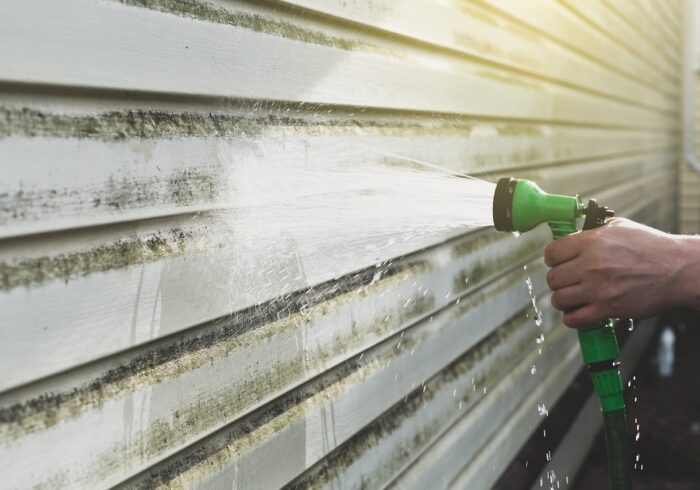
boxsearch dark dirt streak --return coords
[0,258,415,429]
[0,168,223,224]
[0,107,478,140]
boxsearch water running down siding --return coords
[0,0,682,488]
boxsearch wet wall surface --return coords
[574,310,700,489]
[0,0,683,487]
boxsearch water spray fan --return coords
[493,178,631,490]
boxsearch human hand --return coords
[544,218,693,328]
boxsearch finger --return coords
[544,234,582,267]
[563,304,605,328]
[551,285,590,311]
[546,261,584,290]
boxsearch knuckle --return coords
[598,280,618,300]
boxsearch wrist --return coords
[669,235,700,309]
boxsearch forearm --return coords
[670,235,700,309]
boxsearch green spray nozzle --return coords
[491,177,630,489]
[492,177,584,234]
[492,177,623,410]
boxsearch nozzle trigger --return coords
[583,199,615,231]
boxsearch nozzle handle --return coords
[550,199,624,413]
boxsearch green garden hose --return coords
[603,409,632,490]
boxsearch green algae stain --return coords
[0,229,194,291]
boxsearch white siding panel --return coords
[0,0,682,489]
[0,2,675,128]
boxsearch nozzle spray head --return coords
[493,178,583,234]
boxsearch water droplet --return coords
[546,450,551,461]
[537,403,548,416]
[513,231,521,238]
[534,312,543,327]
[635,432,640,441]
[530,364,537,375]
[536,334,545,344]
[628,319,635,331]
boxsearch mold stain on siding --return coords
[0,107,481,140]
[0,258,425,438]
[0,168,224,224]
[135,296,557,490]
[284,304,564,490]
[0,228,196,290]
[122,261,548,488]
[0,253,541,486]
[1,230,544,437]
